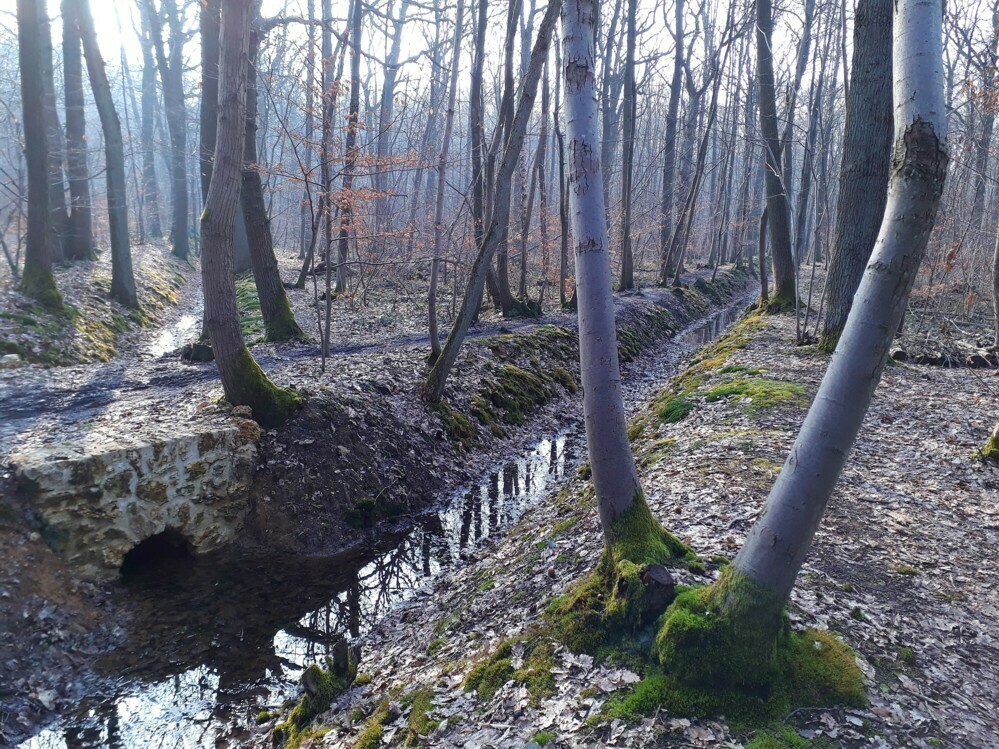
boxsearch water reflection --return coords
[20,435,576,749]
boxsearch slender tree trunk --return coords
[298,0,316,259]
[74,0,138,308]
[201,0,297,428]
[139,13,163,238]
[735,0,948,628]
[335,0,363,295]
[818,0,892,351]
[992,226,999,349]
[755,0,796,308]
[242,13,304,341]
[16,0,61,308]
[554,39,571,307]
[144,0,190,259]
[658,0,685,284]
[423,0,560,402]
[972,4,999,233]
[617,0,637,290]
[39,7,67,263]
[428,0,467,362]
[62,0,94,261]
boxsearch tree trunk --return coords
[992,225,999,350]
[16,0,61,308]
[39,8,67,264]
[139,12,163,238]
[428,0,466,362]
[755,0,796,309]
[335,0,363,295]
[242,14,304,342]
[74,0,138,308]
[617,0,637,290]
[818,0,893,351]
[423,0,560,403]
[62,0,95,261]
[201,0,297,428]
[144,0,190,260]
[657,0,685,284]
[736,0,947,630]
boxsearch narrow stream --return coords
[18,298,750,749]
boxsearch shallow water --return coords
[18,296,751,749]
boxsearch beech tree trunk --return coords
[62,0,94,261]
[242,14,304,342]
[428,0,466,362]
[16,0,61,308]
[74,0,138,308]
[423,0,560,402]
[733,0,948,618]
[139,12,163,238]
[335,0,363,295]
[39,9,67,264]
[562,0,643,530]
[617,0,637,291]
[819,0,893,351]
[657,0,685,285]
[201,0,296,428]
[755,0,796,308]
[144,0,190,259]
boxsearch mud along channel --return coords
[16,299,751,749]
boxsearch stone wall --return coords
[10,419,261,581]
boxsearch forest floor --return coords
[249,311,999,749]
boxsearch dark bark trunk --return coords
[62,0,95,261]
[335,0,363,295]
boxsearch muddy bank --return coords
[246,268,754,556]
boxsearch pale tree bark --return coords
[728,0,947,633]
[755,0,796,308]
[423,0,560,403]
[138,12,163,238]
[242,12,304,342]
[62,0,95,261]
[144,0,190,259]
[657,0,685,284]
[74,0,138,308]
[819,0,892,351]
[617,0,637,290]
[201,0,297,428]
[428,0,466,362]
[992,227,999,349]
[970,2,998,233]
[16,0,61,308]
[298,0,316,260]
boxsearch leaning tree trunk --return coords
[201,0,297,428]
[755,0,796,309]
[75,0,138,308]
[561,0,685,562]
[242,13,304,342]
[818,0,893,352]
[661,0,949,675]
[428,0,466,362]
[62,0,95,261]
[422,0,560,403]
[16,0,61,308]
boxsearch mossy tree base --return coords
[548,496,690,653]
[18,266,63,311]
[761,282,797,315]
[273,644,360,748]
[978,429,999,463]
[264,306,307,343]
[644,568,866,725]
[230,347,300,428]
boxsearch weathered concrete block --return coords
[9,418,262,581]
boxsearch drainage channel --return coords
[18,296,751,749]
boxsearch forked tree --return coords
[200,0,298,428]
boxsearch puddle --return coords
[18,295,752,749]
[146,313,200,360]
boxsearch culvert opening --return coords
[120,529,195,577]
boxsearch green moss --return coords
[702,378,806,414]
[263,292,306,342]
[464,642,515,700]
[229,346,300,427]
[19,264,63,310]
[897,646,916,665]
[627,419,646,441]
[464,637,557,703]
[532,731,556,745]
[235,273,265,341]
[978,430,999,463]
[642,568,866,725]
[656,394,696,424]
[433,401,476,449]
[404,688,438,745]
[273,657,358,748]
[745,725,810,749]
[763,283,797,315]
[548,496,688,653]
[483,364,553,425]
[427,638,445,655]
[353,699,390,749]
[552,366,578,393]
